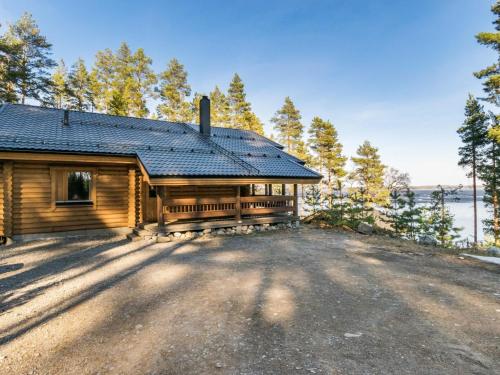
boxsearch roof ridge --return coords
[180,123,260,175]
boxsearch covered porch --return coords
[142,182,300,234]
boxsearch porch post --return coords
[3,161,13,238]
[282,184,286,196]
[268,184,273,196]
[252,184,255,196]
[236,185,242,222]
[128,168,136,228]
[156,186,164,229]
[293,184,299,218]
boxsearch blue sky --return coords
[0,0,495,185]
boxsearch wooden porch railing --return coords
[162,195,295,221]
[164,197,237,220]
[241,195,294,215]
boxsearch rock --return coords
[203,228,212,234]
[216,229,226,235]
[157,236,171,243]
[486,246,500,256]
[418,234,437,246]
[344,332,362,338]
[215,362,223,368]
[135,324,143,330]
[173,232,182,238]
[241,225,248,231]
[263,223,270,228]
[248,225,254,230]
[357,222,373,235]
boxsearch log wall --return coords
[0,162,4,236]
[8,162,137,235]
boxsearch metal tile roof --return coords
[0,103,321,179]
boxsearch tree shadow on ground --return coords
[0,229,498,375]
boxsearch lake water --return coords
[413,189,489,242]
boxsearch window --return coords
[67,171,92,201]
[51,167,96,208]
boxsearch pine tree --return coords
[92,48,115,112]
[2,13,55,103]
[422,186,462,247]
[308,116,347,206]
[91,43,155,117]
[479,114,500,245]
[227,74,264,134]
[46,59,68,108]
[190,92,203,124]
[474,1,500,106]
[157,58,192,122]
[0,25,19,102]
[457,94,489,245]
[210,86,231,127]
[351,141,389,207]
[129,48,156,118]
[67,58,93,111]
[228,73,251,129]
[271,97,306,159]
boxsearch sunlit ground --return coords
[0,227,498,374]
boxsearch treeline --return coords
[458,1,500,247]
[0,13,263,133]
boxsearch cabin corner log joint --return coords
[0,100,321,239]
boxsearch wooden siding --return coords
[11,162,131,235]
[0,162,3,236]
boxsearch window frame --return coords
[50,166,97,210]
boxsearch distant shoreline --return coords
[410,185,479,190]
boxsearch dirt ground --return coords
[0,226,499,375]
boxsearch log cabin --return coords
[0,96,321,242]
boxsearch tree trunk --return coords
[472,149,478,246]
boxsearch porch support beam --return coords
[282,184,286,195]
[156,186,165,229]
[293,184,299,217]
[128,168,136,228]
[235,186,242,222]
[3,161,13,238]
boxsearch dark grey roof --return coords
[0,103,321,179]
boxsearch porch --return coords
[142,184,299,234]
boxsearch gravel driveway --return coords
[0,226,499,374]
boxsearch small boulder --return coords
[157,235,171,243]
[173,232,182,238]
[486,246,500,256]
[418,234,437,246]
[357,222,373,235]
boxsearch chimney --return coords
[199,95,211,136]
[63,109,69,126]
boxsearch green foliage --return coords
[210,86,231,127]
[157,58,192,122]
[67,58,94,111]
[474,2,500,105]
[350,141,389,207]
[46,59,69,109]
[304,184,323,214]
[479,114,500,245]
[91,43,156,117]
[227,74,263,134]
[421,186,462,247]
[1,12,55,104]
[458,95,489,173]
[308,116,347,205]
[383,188,423,240]
[271,97,306,159]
